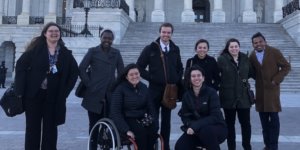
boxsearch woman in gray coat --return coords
[217,38,254,150]
[78,29,124,150]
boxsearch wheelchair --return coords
[87,118,164,150]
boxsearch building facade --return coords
[0,0,295,25]
[0,0,299,77]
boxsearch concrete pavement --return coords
[1,88,300,150]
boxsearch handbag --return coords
[162,84,178,109]
[245,81,256,105]
[0,83,24,117]
[155,42,178,109]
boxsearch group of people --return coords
[14,21,290,150]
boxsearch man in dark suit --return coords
[137,22,183,150]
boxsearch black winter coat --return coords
[110,81,157,134]
[179,85,226,132]
[217,52,254,109]
[79,45,124,114]
[15,45,79,125]
[137,38,183,86]
[185,55,220,90]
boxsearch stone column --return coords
[274,0,283,22]
[17,0,30,25]
[212,0,225,23]
[242,0,257,23]
[44,0,57,24]
[0,0,3,24]
[181,0,194,22]
[151,0,165,22]
[125,0,136,21]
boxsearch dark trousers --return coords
[175,124,227,150]
[126,118,157,150]
[25,89,57,150]
[0,77,5,88]
[88,111,104,150]
[259,112,280,150]
[149,86,171,150]
[224,108,252,150]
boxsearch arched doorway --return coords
[0,41,16,78]
[193,0,210,22]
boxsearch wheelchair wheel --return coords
[88,118,122,150]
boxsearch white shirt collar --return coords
[159,40,169,52]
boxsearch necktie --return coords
[164,47,168,53]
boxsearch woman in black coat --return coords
[184,39,220,91]
[110,64,158,150]
[14,22,79,150]
[175,65,227,150]
[217,38,254,150]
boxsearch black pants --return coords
[25,89,57,150]
[224,108,252,150]
[88,111,105,150]
[126,118,157,150]
[0,77,5,88]
[259,112,279,150]
[175,124,227,150]
[149,86,171,150]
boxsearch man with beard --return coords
[79,29,124,150]
[249,32,290,150]
[137,22,183,150]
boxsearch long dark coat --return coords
[79,45,124,114]
[15,45,79,125]
[249,45,290,112]
[217,52,254,109]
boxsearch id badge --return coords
[51,65,58,74]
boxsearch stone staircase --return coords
[116,22,300,92]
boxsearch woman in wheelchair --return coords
[110,63,158,150]
[175,65,227,150]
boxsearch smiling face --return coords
[159,26,172,44]
[228,41,240,57]
[126,68,140,87]
[196,42,208,59]
[100,32,114,50]
[190,70,205,88]
[44,25,60,44]
[252,36,266,52]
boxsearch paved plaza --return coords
[1,87,300,149]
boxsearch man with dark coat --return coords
[79,29,124,150]
[0,61,7,88]
[136,22,183,150]
[249,32,290,150]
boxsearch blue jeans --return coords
[259,112,280,150]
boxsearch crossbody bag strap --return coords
[154,41,168,84]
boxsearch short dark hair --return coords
[100,29,114,40]
[159,22,174,33]
[194,39,210,51]
[251,32,266,43]
[185,65,206,89]
[221,38,240,55]
[111,63,139,92]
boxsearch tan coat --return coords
[249,45,290,112]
